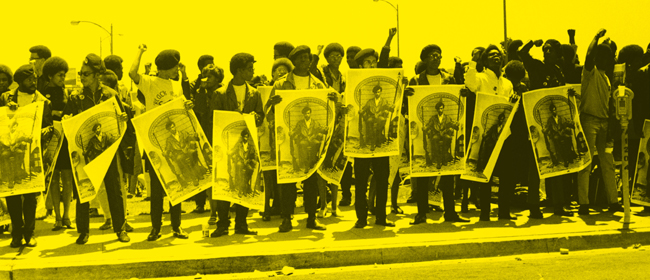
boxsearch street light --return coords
[71,20,113,55]
[373,0,399,57]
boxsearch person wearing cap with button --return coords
[264,45,336,233]
[129,44,193,241]
[208,53,264,237]
[190,55,215,102]
[40,57,76,231]
[61,54,130,244]
[0,64,53,248]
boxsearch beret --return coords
[155,49,181,71]
[103,55,123,70]
[420,44,442,61]
[272,58,294,73]
[13,64,34,84]
[354,48,378,65]
[197,55,214,70]
[84,53,106,73]
[288,45,311,62]
[324,43,344,59]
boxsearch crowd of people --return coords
[1,27,649,249]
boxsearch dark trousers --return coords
[340,162,353,202]
[216,201,248,229]
[391,171,401,206]
[145,154,181,231]
[263,170,279,213]
[478,177,515,219]
[6,193,37,241]
[355,157,389,223]
[75,156,125,234]
[415,176,456,219]
[192,190,207,208]
[526,148,566,209]
[279,172,320,219]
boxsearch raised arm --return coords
[129,44,147,85]
[585,29,606,71]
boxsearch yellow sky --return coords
[1,0,648,88]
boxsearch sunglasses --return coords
[78,71,94,77]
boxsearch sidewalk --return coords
[0,194,648,280]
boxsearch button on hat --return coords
[288,45,311,63]
[420,44,442,61]
[84,53,106,73]
[354,48,378,66]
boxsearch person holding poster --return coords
[1,64,52,248]
[130,45,192,241]
[62,54,129,244]
[407,44,469,225]
[265,45,330,232]
[209,53,263,237]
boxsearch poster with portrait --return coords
[258,86,276,171]
[408,85,466,177]
[43,121,64,192]
[212,111,264,209]
[632,120,650,206]
[522,85,591,179]
[132,97,213,206]
[318,93,348,186]
[345,69,405,158]
[275,89,335,184]
[62,97,126,203]
[0,101,45,197]
[461,93,517,183]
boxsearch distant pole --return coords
[503,0,507,42]
[110,24,114,55]
[396,4,400,57]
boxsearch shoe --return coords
[99,219,112,230]
[208,215,217,225]
[279,218,293,232]
[76,233,89,245]
[306,218,326,230]
[25,237,37,247]
[445,215,470,223]
[429,205,443,212]
[117,231,130,242]
[406,196,416,204]
[234,227,258,235]
[608,203,624,213]
[10,239,23,248]
[339,199,351,207]
[62,218,74,229]
[147,228,161,241]
[479,216,492,222]
[52,219,63,231]
[410,214,427,225]
[89,208,102,218]
[262,215,271,222]
[331,212,343,218]
[529,207,543,219]
[317,208,329,218]
[461,204,469,213]
[354,220,368,228]
[391,206,404,214]
[210,227,228,237]
[554,209,574,217]
[172,228,189,239]
[375,220,395,227]
[191,207,207,214]
[498,214,517,221]
[578,205,590,215]
[125,222,134,232]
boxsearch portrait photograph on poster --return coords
[345,68,404,158]
[275,89,334,184]
[212,112,264,210]
[408,85,465,177]
[461,93,516,183]
[62,97,125,203]
[132,97,212,206]
[43,121,64,191]
[632,120,650,207]
[522,85,590,179]
[0,101,45,197]
[258,86,276,171]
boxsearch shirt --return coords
[17,90,34,107]
[293,75,309,90]
[426,74,442,86]
[233,84,246,111]
[136,75,183,111]
[464,67,513,97]
[580,66,611,119]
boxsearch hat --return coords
[197,55,214,70]
[272,58,294,73]
[346,46,362,58]
[13,64,34,84]
[103,55,123,71]
[324,43,344,59]
[274,41,295,58]
[420,44,442,61]
[155,49,181,71]
[354,48,378,65]
[84,53,106,73]
[288,45,311,63]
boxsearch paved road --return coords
[147,247,650,280]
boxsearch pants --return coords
[577,114,618,205]
[76,155,125,234]
[279,172,320,219]
[414,176,456,219]
[355,157,389,223]
[145,154,181,231]
[340,162,353,203]
[263,170,279,214]
[6,193,37,241]
[216,201,248,229]
[479,177,514,218]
